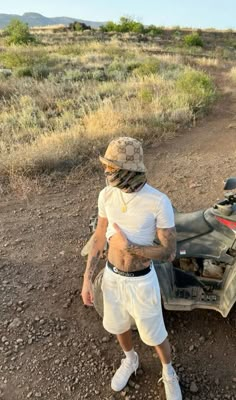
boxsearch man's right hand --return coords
[81,279,94,306]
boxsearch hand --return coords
[109,223,129,252]
[81,279,94,306]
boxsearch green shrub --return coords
[146,25,163,36]
[138,87,154,103]
[32,64,50,80]
[14,67,33,78]
[133,59,160,76]
[69,21,91,31]
[101,17,145,34]
[57,45,81,56]
[4,19,36,45]
[100,21,117,32]
[100,17,165,35]
[92,69,107,81]
[62,69,91,82]
[176,69,215,111]
[0,49,48,69]
[184,33,203,47]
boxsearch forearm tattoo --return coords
[86,251,101,281]
[126,227,176,262]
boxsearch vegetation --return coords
[3,19,36,45]
[1,24,234,181]
[229,66,236,82]
[184,33,204,47]
[100,17,163,35]
[69,21,91,31]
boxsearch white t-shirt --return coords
[98,183,174,246]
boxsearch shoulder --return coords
[142,184,172,204]
[98,186,117,201]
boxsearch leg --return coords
[117,329,133,351]
[155,337,182,400]
[154,337,171,364]
[111,329,139,392]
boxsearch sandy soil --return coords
[0,65,236,400]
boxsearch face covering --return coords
[105,169,147,193]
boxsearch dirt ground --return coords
[0,65,236,400]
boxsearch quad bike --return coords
[81,178,236,318]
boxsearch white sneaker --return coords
[159,372,182,400]
[111,353,139,392]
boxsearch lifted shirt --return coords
[98,183,174,245]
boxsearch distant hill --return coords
[0,12,105,29]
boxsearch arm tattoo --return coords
[126,227,176,262]
[85,249,101,282]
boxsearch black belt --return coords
[107,260,151,277]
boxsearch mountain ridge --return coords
[0,12,105,29]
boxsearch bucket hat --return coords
[99,137,146,172]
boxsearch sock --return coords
[162,362,175,378]
[124,348,136,362]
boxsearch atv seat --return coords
[174,210,212,241]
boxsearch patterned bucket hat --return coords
[99,137,146,172]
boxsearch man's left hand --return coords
[109,223,129,252]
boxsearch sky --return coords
[0,0,236,30]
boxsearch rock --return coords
[101,336,110,343]
[8,318,22,330]
[0,69,12,77]
[189,183,202,189]
[128,380,135,387]
[190,381,199,393]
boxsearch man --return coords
[81,137,182,400]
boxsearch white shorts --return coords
[101,263,168,346]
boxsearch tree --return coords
[69,21,91,31]
[4,19,36,45]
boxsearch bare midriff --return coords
[108,246,150,272]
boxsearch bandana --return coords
[105,169,147,193]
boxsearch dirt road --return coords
[0,65,236,400]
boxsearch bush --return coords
[184,33,203,47]
[100,17,145,34]
[146,25,163,36]
[100,21,117,33]
[69,21,91,31]
[133,59,160,76]
[100,17,165,35]
[32,64,51,80]
[0,49,48,69]
[4,19,36,45]
[176,69,215,111]
[14,66,33,78]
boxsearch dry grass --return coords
[194,57,219,67]
[0,31,218,183]
[229,66,236,83]
[8,174,43,201]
